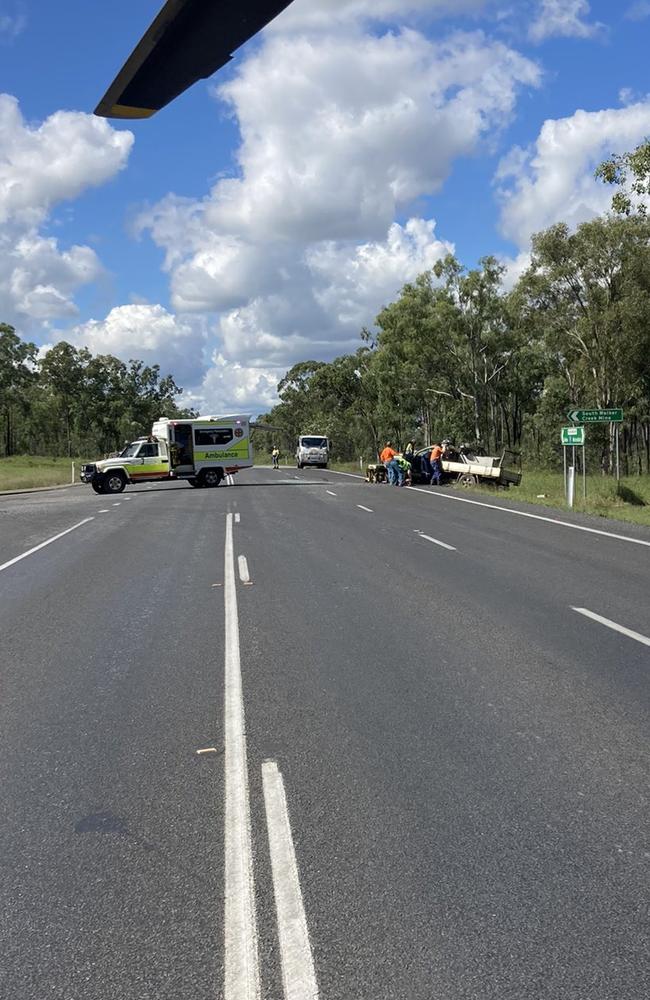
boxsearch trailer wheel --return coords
[200,468,223,488]
[459,473,477,487]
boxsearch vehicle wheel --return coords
[91,480,105,494]
[188,477,200,488]
[460,473,477,487]
[201,468,223,488]
[104,471,127,494]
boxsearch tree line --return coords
[258,145,650,475]
[0,328,195,458]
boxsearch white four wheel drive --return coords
[295,435,330,469]
[80,414,253,494]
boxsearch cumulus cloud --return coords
[0,95,133,324]
[135,24,537,412]
[528,0,603,43]
[66,304,209,387]
[495,99,650,250]
[272,0,488,31]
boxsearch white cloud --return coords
[528,0,603,43]
[0,95,133,324]
[271,0,488,31]
[135,24,537,413]
[0,7,26,40]
[66,304,208,387]
[496,99,650,249]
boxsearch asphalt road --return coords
[1,468,648,1000]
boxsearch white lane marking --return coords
[357,504,373,513]
[417,531,456,552]
[406,485,650,548]
[262,761,319,1000]
[326,490,337,497]
[112,502,121,506]
[98,509,110,513]
[235,513,241,523]
[571,607,650,648]
[293,476,301,480]
[123,496,133,500]
[328,470,363,479]
[224,513,260,999]
[0,518,94,575]
[238,555,252,585]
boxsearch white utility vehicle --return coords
[80,414,252,494]
[296,434,330,469]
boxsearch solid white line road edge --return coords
[406,485,650,548]
[357,504,374,513]
[0,517,94,574]
[571,607,650,648]
[324,470,650,548]
[262,760,319,1000]
[417,531,456,552]
[224,513,260,999]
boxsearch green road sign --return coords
[567,408,623,423]
[561,426,585,446]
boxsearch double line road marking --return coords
[224,512,319,999]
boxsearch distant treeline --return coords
[0,328,195,458]
[256,212,650,474]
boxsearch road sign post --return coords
[561,426,585,504]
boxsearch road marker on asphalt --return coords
[238,555,252,585]
[224,513,260,999]
[571,607,650,648]
[415,530,456,552]
[0,518,94,575]
[98,509,110,513]
[196,747,219,755]
[262,760,319,1000]
[235,513,241,523]
[112,502,121,506]
[357,504,373,513]
[326,490,337,496]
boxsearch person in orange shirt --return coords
[429,443,443,485]
[379,441,397,484]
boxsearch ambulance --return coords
[80,414,252,494]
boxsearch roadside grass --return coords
[0,456,84,491]
[331,459,650,527]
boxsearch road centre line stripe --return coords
[405,485,650,548]
[357,504,373,513]
[238,555,251,584]
[325,470,650,548]
[417,531,456,552]
[235,513,241,523]
[224,513,260,999]
[0,518,94,574]
[262,761,319,1000]
[326,490,337,496]
[98,509,110,513]
[571,607,650,647]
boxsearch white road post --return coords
[567,464,575,508]
[71,461,75,484]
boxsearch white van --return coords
[296,434,330,469]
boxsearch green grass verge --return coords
[0,456,85,491]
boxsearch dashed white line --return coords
[112,502,121,506]
[571,607,650,648]
[224,513,260,999]
[357,504,374,513]
[0,518,94,574]
[238,555,252,585]
[262,761,319,1000]
[326,490,337,497]
[416,531,456,552]
[235,513,241,523]
[98,509,110,513]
